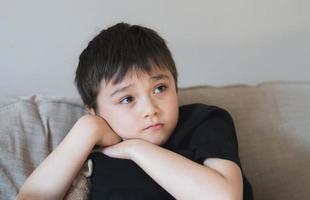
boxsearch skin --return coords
[17,68,242,200]
[91,67,179,146]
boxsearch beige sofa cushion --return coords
[178,82,310,200]
[0,97,48,199]
[0,82,309,200]
[0,96,86,199]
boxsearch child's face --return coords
[92,68,179,146]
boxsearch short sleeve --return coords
[188,106,241,166]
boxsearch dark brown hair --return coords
[75,22,178,111]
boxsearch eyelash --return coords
[119,84,168,104]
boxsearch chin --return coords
[150,136,169,146]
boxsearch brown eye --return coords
[120,96,134,104]
[154,85,167,94]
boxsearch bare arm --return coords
[103,139,243,200]
[16,115,121,200]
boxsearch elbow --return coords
[196,185,242,200]
[221,185,243,200]
[16,188,33,200]
[16,191,42,200]
[16,189,61,200]
[16,190,34,200]
[209,181,243,200]
[224,193,242,200]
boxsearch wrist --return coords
[129,139,155,161]
[70,117,99,146]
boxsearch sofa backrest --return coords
[178,82,310,200]
[1,82,309,200]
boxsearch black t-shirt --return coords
[89,103,253,200]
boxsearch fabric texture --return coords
[0,96,86,200]
[0,96,48,200]
[1,82,310,200]
[178,82,310,200]
[64,172,90,200]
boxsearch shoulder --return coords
[179,103,236,134]
[179,103,230,113]
[180,104,238,145]
[169,103,236,144]
[178,103,233,124]
[167,103,241,165]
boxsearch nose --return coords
[141,97,159,118]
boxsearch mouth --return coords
[145,123,164,131]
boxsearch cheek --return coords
[108,113,138,138]
[167,106,178,126]
[98,104,140,138]
[165,94,179,123]
[165,92,178,109]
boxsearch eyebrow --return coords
[110,74,170,97]
[150,74,170,81]
[110,84,133,97]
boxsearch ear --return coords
[86,107,96,115]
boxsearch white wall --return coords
[1,0,309,96]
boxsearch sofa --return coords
[1,81,310,200]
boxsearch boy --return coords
[17,22,253,199]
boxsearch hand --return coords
[102,139,148,160]
[73,115,122,147]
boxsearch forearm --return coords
[17,121,97,200]
[130,141,237,200]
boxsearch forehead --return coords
[98,68,173,93]
[107,68,171,84]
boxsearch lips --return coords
[145,123,164,131]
